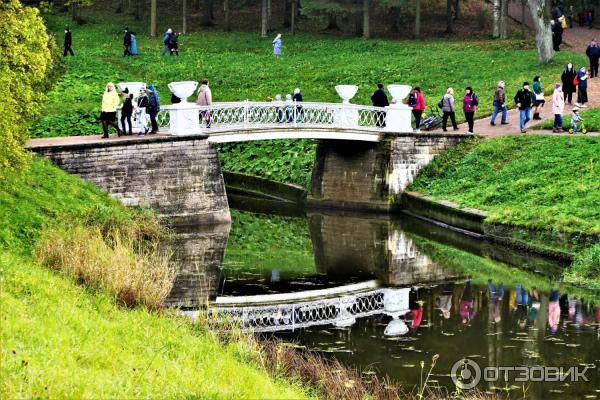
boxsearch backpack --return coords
[408,93,418,107]
[573,75,579,86]
[438,97,444,109]
[472,93,479,107]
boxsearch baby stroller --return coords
[132,107,150,135]
[421,106,443,131]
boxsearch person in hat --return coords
[571,106,583,132]
[552,82,565,132]
[120,87,134,135]
[273,33,282,58]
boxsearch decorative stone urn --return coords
[334,85,359,128]
[117,82,146,100]
[335,85,359,104]
[383,287,411,336]
[385,84,413,133]
[167,81,202,135]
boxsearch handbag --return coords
[535,93,545,101]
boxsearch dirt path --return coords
[430,26,600,136]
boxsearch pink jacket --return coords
[552,89,565,114]
[196,84,212,106]
[413,91,426,111]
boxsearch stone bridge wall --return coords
[308,134,471,211]
[28,135,230,225]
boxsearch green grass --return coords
[563,244,600,290]
[409,135,600,235]
[0,158,309,399]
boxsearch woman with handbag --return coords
[532,76,545,120]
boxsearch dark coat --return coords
[293,92,303,102]
[122,94,134,115]
[561,68,577,92]
[64,31,72,47]
[371,89,389,107]
[137,95,149,110]
[586,44,600,59]
[123,31,132,46]
[514,89,533,110]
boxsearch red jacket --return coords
[413,91,426,111]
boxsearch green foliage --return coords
[0,0,55,173]
[409,135,600,235]
[538,106,600,132]
[563,244,600,290]
[218,140,316,187]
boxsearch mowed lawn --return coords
[35,10,587,137]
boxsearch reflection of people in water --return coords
[548,289,561,334]
[404,289,423,329]
[487,279,504,323]
[527,286,541,323]
[436,282,454,319]
[513,284,529,329]
[459,280,475,324]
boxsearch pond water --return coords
[165,204,600,399]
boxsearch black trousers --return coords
[101,120,120,136]
[63,45,74,56]
[149,111,159,132]
[564,90,574,104]
[412,109,423,129]
[120,113,132,133]
[464,111,475,132]
[590,57,599,77]
[123,45,131,56]
[578,87,588,104]
[442,111,457,130]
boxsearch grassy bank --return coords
[537,106,600,132]
[0,158,308,398]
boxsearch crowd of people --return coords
[100,83,160,138]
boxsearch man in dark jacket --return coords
[123,27,132,56]
[371,83,389,127]
[514,82,534,133]
[551,19,563,51]
[63,27,74,56]
[586,38,600,77]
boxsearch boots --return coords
[533,112,542,120]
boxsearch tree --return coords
[527,0,554,62]
[291,0,297,34]
[261,0,268,36]
[445,0,453,33]
[0,0,54,173]
[500,0,508,39]
[363,0,370,38]
[224,0,231,31]
[414,0,421,38]
[302,1,354,31]
[65,0,92,23]
[150,0,156,36]
[492,0,500,37]
[202,0,214,26]
[182,0,187,34]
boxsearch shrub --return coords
[0,0,55,173]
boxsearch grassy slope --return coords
[409,136,600,235]
[0,158,308,399]
[538,106,600,132]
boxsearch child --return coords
[571,107,583,132]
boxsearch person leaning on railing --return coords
[293,88,304,122]
[371,83,389,128]
[196,79,212,128]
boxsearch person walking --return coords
[196,79,213,127]
[63,27,74,56]
[462,86,478,133]
[586,38,600,78]
[576,67,589,107]
[440,87,458,131]
[120,88,134,135]
[371,83,389,127]
[409,87,426,133]
[273,33,282,58]
[514,82,534,133]
[100,82,121,139]
[161,28,173,56]
[561,63,577,104]
[147,84,160,133]
[490,81,508,126]
[293,88,304,122]
[552,83,565,133]
[123,27,132,56]
[551,19,563,51]
[532,76,545,120]
[169,31,179,56]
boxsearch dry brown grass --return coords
[35,225,174,309]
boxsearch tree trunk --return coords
[182,0,187,34]
[261,0,268,37]
[493,0,500,38]
[224,0,231,31]
[70,3,77,21]
[150,0,157,37]
[134,0,141,21]
[527,0,554,62]
[500,0,508,38]
[414,0,421,38]
[291,0,297,34]
[363,0,370,38]
[284,0,291,27]
[522,0,527,26]
[202,0,214,26]
[454,0,459,20]
[327,13,339,30]
[445,0,453,33]
[267,0,272,32]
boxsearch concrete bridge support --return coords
[308,133,471,211]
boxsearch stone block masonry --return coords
[308,133,472,212]
[28,135,230,225]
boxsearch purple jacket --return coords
[463,94,476,113]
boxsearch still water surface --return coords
[166,206,600,399]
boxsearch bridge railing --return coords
[154,101,389,134]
